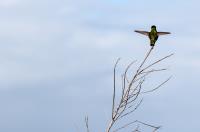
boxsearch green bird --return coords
[135,25,170,47]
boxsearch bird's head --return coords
[151,25,156,29]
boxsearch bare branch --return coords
[120,99,143,119]
[136,120,161,131]
[113,120,138,132]
[105,47,173,132]
[112,58,121,119]
[113,120,160,132]
[85,116,90,132]
[140,53,174,73]
[124,60,137,83]
[140,68,167,75]
[136,47,154,73]
[141,76,172,94]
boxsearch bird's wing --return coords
[134,30,149,36]
[157,32,171,35]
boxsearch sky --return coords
[0,0,200,132]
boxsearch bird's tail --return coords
[150,40,155,47]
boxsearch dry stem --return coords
[106,47,173,132]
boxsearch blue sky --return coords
[0,0,200,132]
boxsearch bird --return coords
[135,25,170,47]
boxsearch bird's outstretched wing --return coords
[134,30,149,36]
[157,32,171,35]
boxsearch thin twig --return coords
[120,99,143,119]
[136,47,154,74]
[141,76,172,94]
[112,58,121,119]
[106,47,173,132]
[113,120,138,132]
[136,120,161,130]
[85,116,90,132]
[140,53,174,73]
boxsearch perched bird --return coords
[135,25,170,47]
